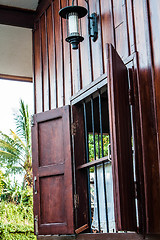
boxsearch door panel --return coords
[32,105,74,235]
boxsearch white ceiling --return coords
[0,0,39,10]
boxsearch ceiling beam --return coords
[0,5,35,29]
[0,74,32,83]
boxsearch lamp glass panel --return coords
[68,12,79,36]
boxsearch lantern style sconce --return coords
[59,0,98,50]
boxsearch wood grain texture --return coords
[133,0,160,233]
[34,22,43,113]
[32,0,160,234]
[37,233,160,240]
[72,105,89,230]
[0,74,32,82]
[107,44,136,231]
[32,106,74,235]
[0,5,34,28]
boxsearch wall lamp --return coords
[59,0,98,50]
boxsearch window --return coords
[31,44,137,236]
[73,89,115,233]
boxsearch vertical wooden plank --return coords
[34,21,43,113]
[101,0,115,73]
[148,0,160,175]
[126,0,136,54]
[62,0,73,105]
[89,0,104,80]
[133,0,160,233]
[112,0,129,60]
[79,0,93,88]
[41,13,49,111]
[54,0,64,107]
[46,4,57,109]
[32,28,36,114]
[70,0,81,95]
[112,0,123,28]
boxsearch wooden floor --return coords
[38,233,160,240]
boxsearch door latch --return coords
[34,215,38,235]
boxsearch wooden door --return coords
[107,44,137,231]
[32,105,74,235]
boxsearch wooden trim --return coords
[0,74,32,82]
[77,156,110,170]
[0,5,35,29]
[70,73,107,105]
[35,0,53,22]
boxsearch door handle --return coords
[34,176,37,195]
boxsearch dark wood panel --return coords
[35,0,52,20]
[133,0,160,233]
[0,5,34,28]
[38,117,64,166]
[40,175,65,224]
[149,0,160,178]
[39,164,64,177]
[62,0,73,105]
[32,105,74,235]
[41,13,50,111]
[101,0,115,73]
[89,0,104,80]
[72,105,89,230]
[46,4,57,109]
[34,23,43,113]
[107,44,136,231]
[79,0,93,88]
[54,0,64,107]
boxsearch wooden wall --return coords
[33,0,160,234]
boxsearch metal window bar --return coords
[83,101,92,230]
[82,90,113,233]
[98,133,100,159]
[91,97,101,232]
[99,92,104,157]
[98,92,109,232]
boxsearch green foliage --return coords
[88,134,110,161]
[0,100,35,239]
[0,188,36,240]
[0,100,32,187]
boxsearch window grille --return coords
[76,87,116,233]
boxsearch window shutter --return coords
[107,44,137,231]
[32,105,74,235]
[72,105,89,231]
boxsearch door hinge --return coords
[134,181,138,199]
[74,194,79,209]
[31,115,34,127]
[34,215,38,235]
[128,89,133,105]
[71,120,78,136]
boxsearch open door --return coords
[32,105,74,235]
[107,44,137,231]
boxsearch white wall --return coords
[0,24,32,78]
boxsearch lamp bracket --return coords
[89,13,98,42]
